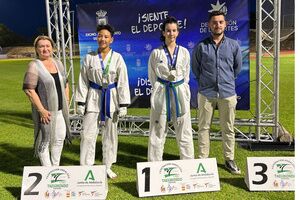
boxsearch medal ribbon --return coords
[98,50,113,75]
[163,44,179,70]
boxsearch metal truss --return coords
[255,0,281,141]
[69,114,274,143]
[51,0,283,143]
[45,0,76,113]
[117,117,275,142]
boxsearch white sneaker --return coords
[106,169,117,179]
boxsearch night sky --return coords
[0,0,256,39]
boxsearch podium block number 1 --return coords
[137,158,220,197]
[142,167,150,192]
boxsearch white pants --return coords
[102,113,118,169]
[39,110,66,166]
[80,111,118,169]
[147,110,194,161]
[80,112,99,166]
[197,93,237,160]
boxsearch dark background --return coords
[0,0,257,46]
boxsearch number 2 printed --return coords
[24,173,42,195]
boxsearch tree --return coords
[0,24,24,47]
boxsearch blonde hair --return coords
[33,35,55,58]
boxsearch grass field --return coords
[0,55,295,200]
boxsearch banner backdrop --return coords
[77,0,250,109]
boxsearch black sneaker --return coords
[225,160,241,175]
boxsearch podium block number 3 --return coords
[252,163,268,185]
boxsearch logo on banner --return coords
[209,0,228,14]
[44,190,62,199]
[77,170,103,186]
[46,169,70,189]
[199,0,239,33]
[187,41,195,49]
[181,183,192,192]
[85,170,95,181]
[197,163,206,173]
[160,163,183,183]
[190,162,215,179]
[126,44,131,52]
[96,9,108,25]
[272,159,294,188]
[78,191,101,198]
[272,159,295,179]
[145,43,152,51]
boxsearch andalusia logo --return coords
[77,169,103,186]
[197,163,206,173]
[190,162,215,179]
[159,163,183,183]
[85,170,95,181]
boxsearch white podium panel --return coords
[21,165,107,200]
[245,157,295,191]
[136,158,220,197]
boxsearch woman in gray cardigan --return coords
[23,35,71,166]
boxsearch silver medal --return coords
[102,75,109,88]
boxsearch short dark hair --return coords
[96,24,115,36]
[160,16,179,42]
[209,10,226,21]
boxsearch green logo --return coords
[85,170,95,181]
[272,160,295,180]
[160,163,182,183]
[197,163,206,173]
[51,173,65,183]
[164,167,177,178]
[276,164,291,173]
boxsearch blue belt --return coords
[89,81,117,121]
[89,81,102,90]
[157,77,184,121]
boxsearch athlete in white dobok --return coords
[75,24,130,179]
[147,16,194,161]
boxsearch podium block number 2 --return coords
[252,163,268,185]
[142,167,150,192]
[24,173,42,195]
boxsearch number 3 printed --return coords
[252,163,268,185]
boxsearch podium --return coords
[136,158,220,197]
[245,157,295,191]
[21,165,107,200]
